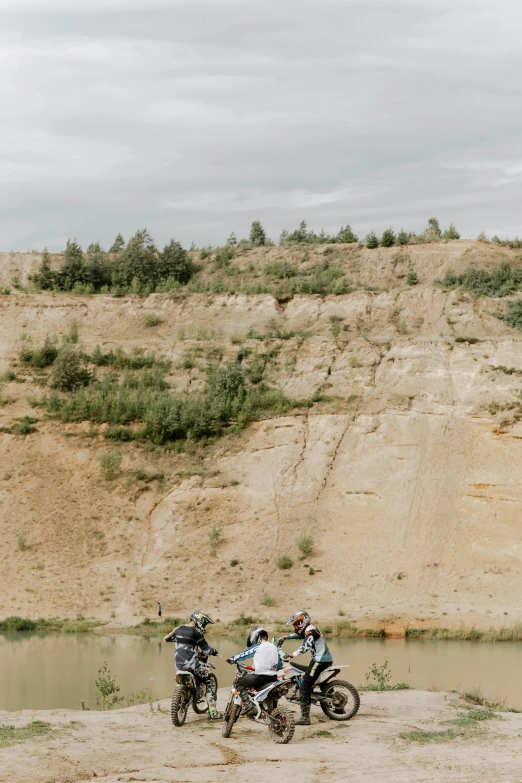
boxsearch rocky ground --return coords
[1,689,522,783]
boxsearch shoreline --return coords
[2,615,522,643]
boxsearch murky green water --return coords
[1,632,519,712]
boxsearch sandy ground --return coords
[1,689,522,783]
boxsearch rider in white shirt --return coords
[226,626,280,715]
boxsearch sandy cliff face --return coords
[1,241,522,628]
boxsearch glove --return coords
[282,652,291,662]
[225,657,233,664]
[276,635,288,648]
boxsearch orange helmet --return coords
[286,611,310,634]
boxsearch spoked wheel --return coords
[171,685,190,726]
[267,706,295,744]
[320,679,360,721]
[222,704,240,738]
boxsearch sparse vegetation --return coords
[144,313,162,328]
[209,523,223,556]
[94,662,123,710]
[261,594,276,607]
[361,661,410,691]
[442,261,522,297]
[100,449,122,480]
[297,534,315,559]
[0,721,53,747]
[276,554,293,570]
[50,346,91,391]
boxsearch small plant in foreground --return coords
[0,721,52,747]
[100,449,122,480]
[362,660,410,691]
[276,554,293,570]
[297,534,315,559]
[407,269,418,286]
[95,662,123,710]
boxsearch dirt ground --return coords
[1,689,521,783]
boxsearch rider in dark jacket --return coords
[278,610,332,726]
[164,610,221,719]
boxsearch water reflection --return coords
[1,632,519,712]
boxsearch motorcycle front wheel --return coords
[171,684,190,726]
[222,703,240,738]
[319,679,360,721]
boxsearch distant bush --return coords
[407,270,418,285]
[397,229,410,246]
[444,223,460,240]
[265,261,297,279]
[297,534,314,559]
[42,362,300,446]
[215,244,236,268]
[499,300,522,331]
[51,346,91,391]
[0,616,37,631]
[19,337,58,368]
[276,554,293,570]
[100,449,122,480]
[261,594,276,606]
[144,313,162,328]
[442,262,522,297]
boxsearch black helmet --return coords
[190,610,214,634]
[247,625,268,647]
[286,610,311,634]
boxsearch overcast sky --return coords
[2,0,522,250]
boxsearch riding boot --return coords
[294,699,311,725]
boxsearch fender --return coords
[315,665,350,686]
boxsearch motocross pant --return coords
[195,664,218,713]
[292,660,330,704]
[236,673,277,705]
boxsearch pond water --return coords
[1,632,520,712]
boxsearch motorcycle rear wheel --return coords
[222,704,240,738]
[319,679,360,721]
[267,706,295,744]
[171,685,190,726]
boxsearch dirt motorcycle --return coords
[276,644,360,721]
[170,652,218,726]
[222,661,298,744]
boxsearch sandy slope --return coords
[2,241,522,628]
[1,689,521,783]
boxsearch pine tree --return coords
[109,233,125,253]
[365,231,379,249]
[337,224,358,243]
[397,229,409,246]
[159,240,195,284]
[58,240,85,290]
[381,227,396,247]
[227,232,237,247]
[426,217,442,239]
[250,221,267,246]
[443,223,460,240]
[34,248,54,290]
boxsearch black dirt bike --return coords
[222,662,297,744]
[276,645,360,721]
[170,653,218,726]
